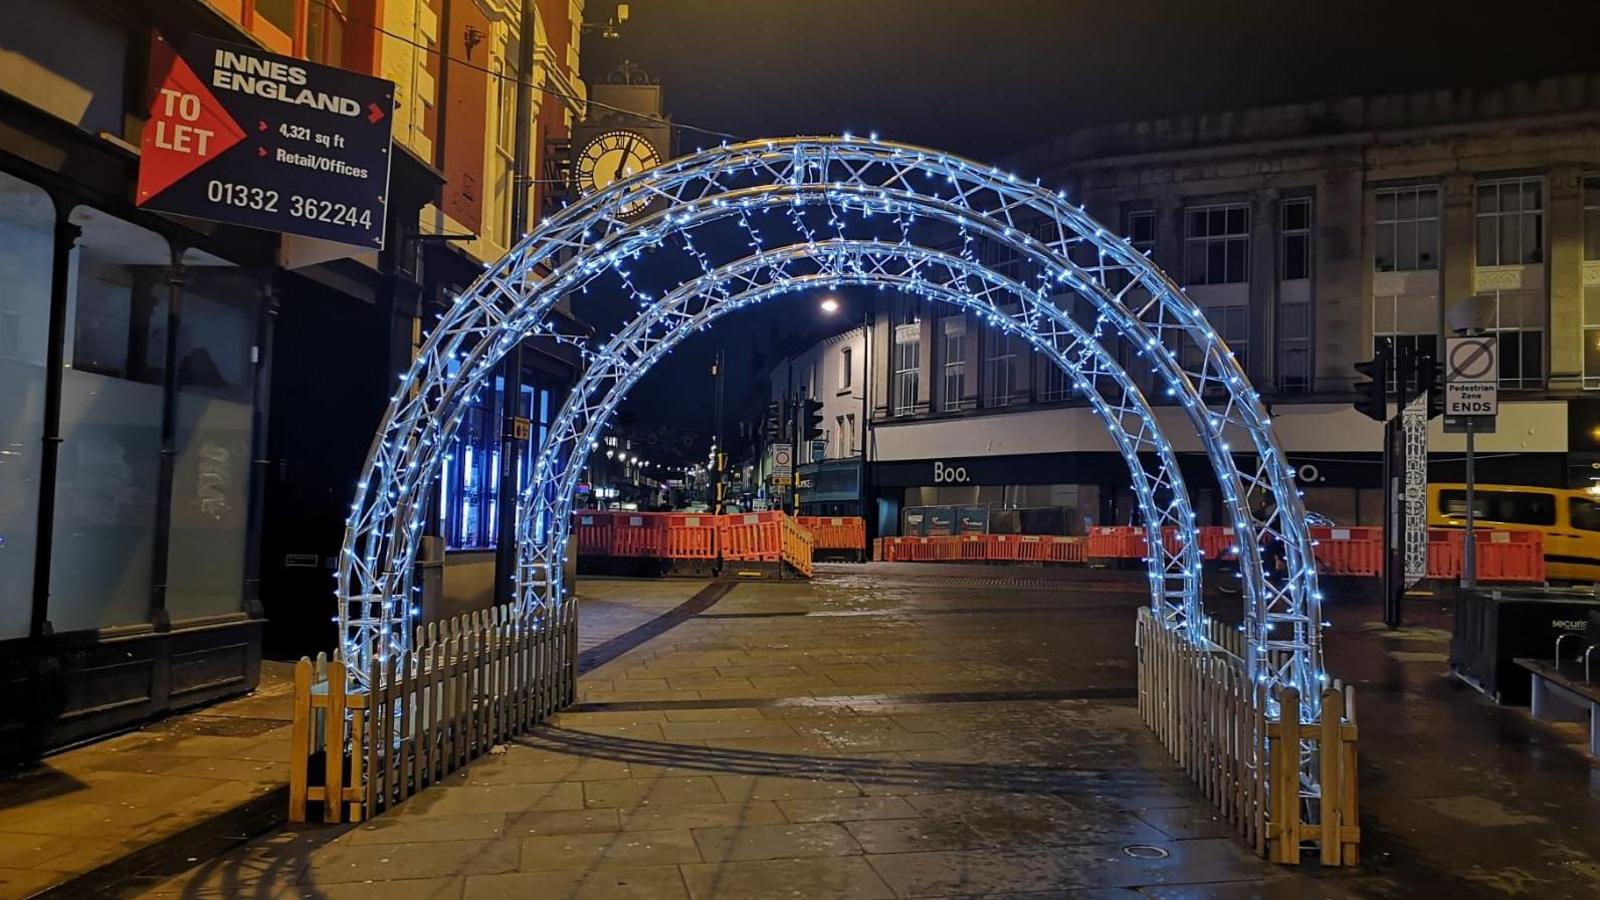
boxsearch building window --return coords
[840,346,852,389]
[1205,305,1249,372]
[1585,175,1600,262]
[438,370,551,549]
[941,313,968,412]
[0,172,53,639]
[1127,209,1155,256]
[1280,197,1312,281]
[1373,186,1439,272]
[1184,204,1249,285]
[846,413,857,453]
[891,298,920,417]
[983,324,1017,408]
[1476,177,1545,388]
[1477,177,1544,266]
[1278,302,1311,393]
[306,0,346,67]
[1038,356,1070,402]
[495,55,518,246]
[51,208,173,632]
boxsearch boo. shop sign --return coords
[136,34,394,247]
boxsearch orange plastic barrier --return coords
[1425,529,1544,583]
[664,513,719,559]
[780,514,815,576]
[1046,535,1087,564]
[1310,526,1382,543]
[1199,527,1239,561]
[796,516,867,551]
[958,535,989,561]
[1312,538,1382,577]
[611,514,668,557]
[1087,526,1145,559]
[574,510,614,556]
[719,511,792,562]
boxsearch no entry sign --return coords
[136,34,395,247]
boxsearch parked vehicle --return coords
[1427,483,1600,582]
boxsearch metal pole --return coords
[859,310,871,535]
[1464,423,1477,590]
[712,350,725,513]
[493,0,539,605]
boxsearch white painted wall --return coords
[769,327,866,460]
[871,399,1569,462]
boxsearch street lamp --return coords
[819,296,840,314]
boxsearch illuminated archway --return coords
[339,137,1326,713]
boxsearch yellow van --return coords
[1426,483,1600,582]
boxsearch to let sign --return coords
[136,34,395,247]
[1444,336,1498,418]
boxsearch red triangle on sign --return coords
[136,36,248,204]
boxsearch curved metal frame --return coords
[336,136,1327,715]
[517,241,1203,634]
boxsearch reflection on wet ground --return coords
[84,563,1600,898]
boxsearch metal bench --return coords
[1514,658,1600,757]
[1513,610,1600,757]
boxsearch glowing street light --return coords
[819,296,840,314]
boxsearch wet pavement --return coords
[13,564,1600,898]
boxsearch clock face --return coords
[576,130,661,215]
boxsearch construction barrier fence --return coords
[795,516,867,552]
[1137,608,1360,866]
[873,524,1544,582]
[572,510,815,577]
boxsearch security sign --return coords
[1444,336,1498,418]
[136,34,395,247]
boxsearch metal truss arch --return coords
[338,136,1327,716]
[513,240,1204,636]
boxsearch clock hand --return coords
[613,135,636,183]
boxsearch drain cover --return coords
[1121,844,1170,860]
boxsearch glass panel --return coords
[1226,239,1248,282]
[1523,212,1542,264]
[1499,215,1519,268]
[255,0,298,33]
[1476,184,1497,214]
[1418,188,1439,218]
[1396,190,1416,222]
[1523,180,1542,212]
[1585,208,1600,261]
[1207,241,1225,283]
[0,172,54,639]
[164,256,255,622]
[1571,499,1600,532]
[1417,219,1438,269]
[1226,206,1247,235]
[1376,191,1396,221]
[1396,222,1417,274]
[50,207,170,633]
[1374,222,1394,271]
[1477,219,1497,266]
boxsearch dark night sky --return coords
[580,0,1600,441]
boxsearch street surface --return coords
[12,564,1600,897]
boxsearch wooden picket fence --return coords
[288,601,578,823]
[1135,607,1359,866]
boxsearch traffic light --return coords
[800,399,825,444]
[1352,344,1390,423]
[1416,354,1444,419]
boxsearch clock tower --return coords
[568,60,675,217]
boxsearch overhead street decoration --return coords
[136,34,395,247]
